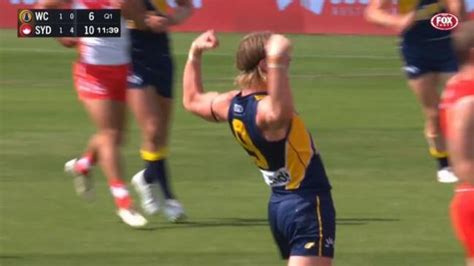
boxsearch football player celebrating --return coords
[182,31,336,266]
[365,0,465,183]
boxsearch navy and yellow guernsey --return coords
[228,92,332,194]
[144,0,168,15]
[399,0,451,43]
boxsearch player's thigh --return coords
[448,97,474,180]
[408,73,441,112]
[81,99,126,131]
[288,256,332,266]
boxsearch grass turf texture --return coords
[0,30,464,265]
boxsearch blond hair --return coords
[234,32,272,88]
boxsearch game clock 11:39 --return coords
[81,25,120,37]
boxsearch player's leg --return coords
[151,92,185,221]
[447,96,474,183]
[408,73,457,182]
[288,256,332,266]
[128,86,163,215]
[128,45,184,220]
[82,99,147,227]
[81,100,125,180]
[128,86,184,220]
[64,134,99,199]
[448,97,474,264]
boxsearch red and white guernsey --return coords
[74,0,130,65]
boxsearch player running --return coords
[127,0,192,221]
[183,31,336,266]
[39,0,148,228]
[439,22,474,265]
[365,0,465,183]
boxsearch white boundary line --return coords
[0,47,399,60]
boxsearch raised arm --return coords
[364,0,415,33]
[183,30,238,122]
[255,34,294,130]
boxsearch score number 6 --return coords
[89,11,94,21]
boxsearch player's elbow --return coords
[182,92,199,114]
[182,95,194,112]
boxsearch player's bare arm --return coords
[183,30,238,122]
[256,34,294,135]
[364,0,415,33]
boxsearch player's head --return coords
[235,31,272,89]
[453,21,474,66]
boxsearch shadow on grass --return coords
[137,217,400,231]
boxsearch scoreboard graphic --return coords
[17,9,121,37]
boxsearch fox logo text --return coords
[430,13,459,30]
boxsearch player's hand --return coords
[145,14,169,33]
[265,34,292,65]
[190,30,219,55]
[396,11,416,33]
[57,37,78,48]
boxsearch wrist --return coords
[188,44,203,61]
[267,56,290,67]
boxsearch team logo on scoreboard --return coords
[19,24,33,36]
[19,9,34,24]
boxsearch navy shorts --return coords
[128,30,174,98]
[400,37,458,79]
[268,190,336,259]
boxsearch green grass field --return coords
[0,29,465,265]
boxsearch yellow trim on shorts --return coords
[316,196,323,257]
[429,147,449,158]
[140,148,169,161]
